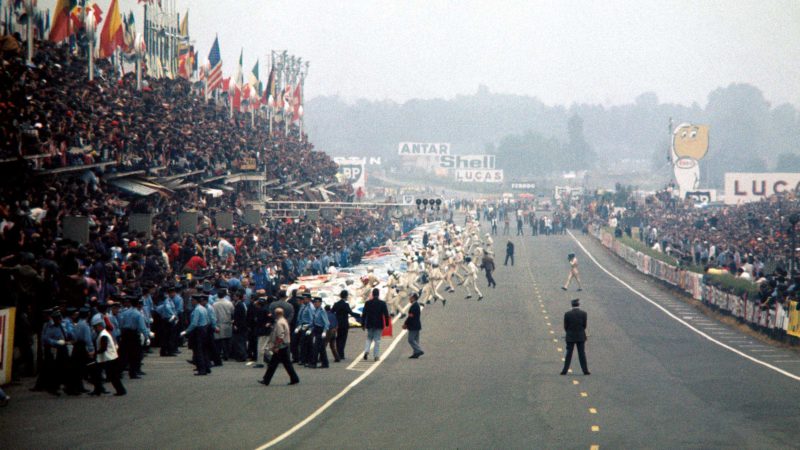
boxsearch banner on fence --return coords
[788,301,800,338]
[0,307,15,385]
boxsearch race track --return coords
[2,220,799,449]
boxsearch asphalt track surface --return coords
[2,220,800,449]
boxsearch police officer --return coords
[202,294,221,367]
[41,310,72,395]
[294,294,314,364]
[182,294,211,375]
[118,296,150,379]
[156,291,178,356]
[66,307,95,395]
[308,297,330,368]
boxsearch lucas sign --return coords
[455,169,504,183]
[398,142,450,156]
[724,172,800,204]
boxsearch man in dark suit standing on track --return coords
[561,298,590,375]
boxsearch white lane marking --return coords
[257,306,410,449]
[568,230,800,382]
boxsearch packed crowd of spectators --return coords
[0,35,396,385]
[592,187,800,309]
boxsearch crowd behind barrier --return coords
[589,189,800,344]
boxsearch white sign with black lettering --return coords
[724,172,800,204]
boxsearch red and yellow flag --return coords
[49,0,75,43]
[98,0,125,58]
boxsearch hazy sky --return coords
[34,0,800,107]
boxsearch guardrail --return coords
[590,225,799,344]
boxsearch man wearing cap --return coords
[361,288,390,362]
[201,295,222,367]
[332,290,359,360]
[182,295,211,375]
[561,299,590,376]
[90,315,126,396]
[258,308,299,386]
[168,286,185,343]
[66,307,95,394]
[41,310,73,395]
[231,290,249,362]
[295,294,315,365]
[118,296,150,379]
[156,291,178,356]
[308,297,330,368]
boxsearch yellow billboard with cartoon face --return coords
[672,124,709,160]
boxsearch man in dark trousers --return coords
[403,292,424,358]
[561,298,590,375]
[231,291,249,361]
[505,241,514,266]
[332,290,359,360]
[361,288,390,361]
[480,251,497,288]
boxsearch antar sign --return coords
[398,142,451,156]
[724,172,800,204]
[439,155,496,169]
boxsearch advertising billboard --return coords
[455,169,504,183]
[724,172,800,204]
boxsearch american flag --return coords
[206,36,223,92]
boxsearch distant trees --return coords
[305,82,800,187]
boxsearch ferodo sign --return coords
[455,169,504,183]
[398,142,450,156]
[724,172,800,204]
[439,155,496,169]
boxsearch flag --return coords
[234,49,243,88]
[205,36,223,92]
[98,0,124,58]
[292,82,303,122]
[123,11,135,52]
[177,11,191,78]
[49,0,75,42]
[248,60,260,94]
[262,66,275,106]
[282,84,293,112]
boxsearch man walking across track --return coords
[403,292,424,358]
[362,288,390,362]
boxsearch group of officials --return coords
[32,295,152,397]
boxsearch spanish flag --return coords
[99,0,125,58]
[49,0,76,43]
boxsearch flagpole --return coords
[24,0,34,65]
